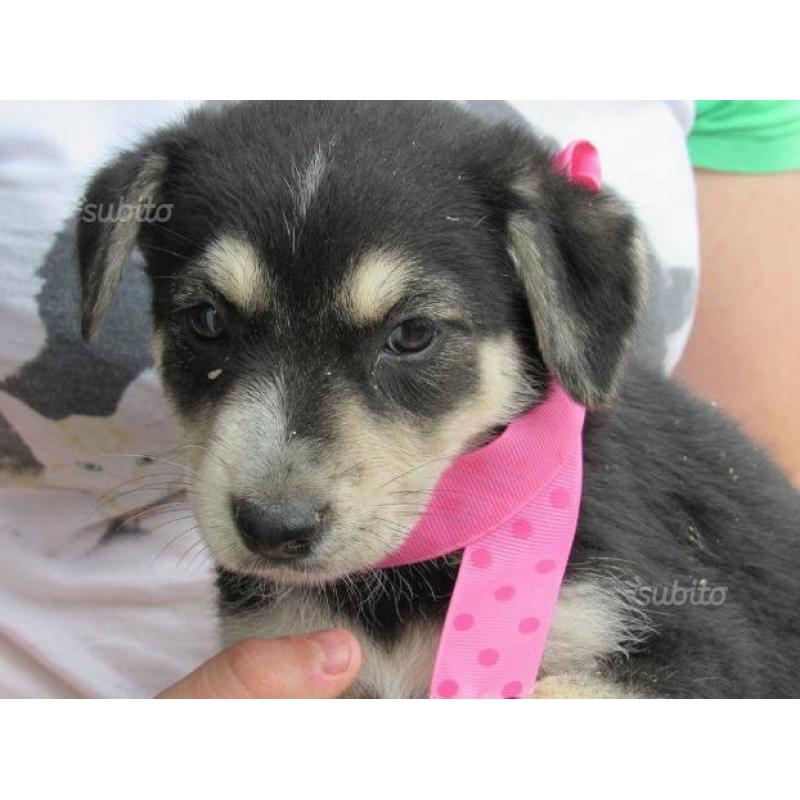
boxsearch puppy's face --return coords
[78,102,645,584]
[164,239,530,583]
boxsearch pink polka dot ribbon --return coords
[378,141,598,698]
[379,381,585,698]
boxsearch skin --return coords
[156,629,362,698]
[677,169,800,489]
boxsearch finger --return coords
[156,629,362,699]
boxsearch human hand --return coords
[156,629,362,698]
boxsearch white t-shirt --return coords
[0,101,698,697]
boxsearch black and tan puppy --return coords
[77,101,799,698]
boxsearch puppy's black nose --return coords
[232,497,324,560]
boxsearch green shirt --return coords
[689,100,800,173]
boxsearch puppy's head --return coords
[77,101,646,584]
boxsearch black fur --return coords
[577,368,799,697]
[78,101,800,697]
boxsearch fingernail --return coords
[306,630,354,676]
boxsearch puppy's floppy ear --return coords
[504,142,648,407]
[76,148,166,340]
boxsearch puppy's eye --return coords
[384,318,437,356]
[186,303,225,340]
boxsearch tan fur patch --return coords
[202,235,271,313]
[432,334,530,454]
[339,248,416,325]
[532,674,639,699]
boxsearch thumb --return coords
[156,629,362,699]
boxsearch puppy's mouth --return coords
[226,547,382,587]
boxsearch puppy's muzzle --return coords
[231,497,326,561]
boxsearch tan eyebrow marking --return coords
[201,235,271,312]
[339,249,417,325]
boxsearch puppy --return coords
[77,101,800,698]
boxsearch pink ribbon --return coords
[552,139,602,191]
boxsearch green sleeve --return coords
[689,100,800,173]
